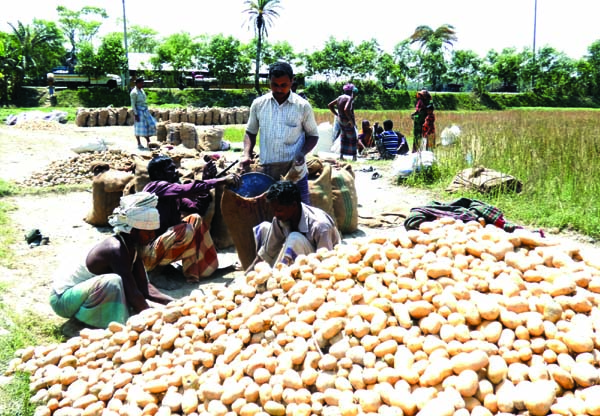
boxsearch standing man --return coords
[130,77,156,150]
[142,155,240,283]
[328,83,358,161]
[241,61,319,204]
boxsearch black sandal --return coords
[371,172,382,180]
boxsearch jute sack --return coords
[198,127,224,151]
[194,109,205,125]
[117,107,129,126]
[308,163,336,223]
[210,108,220,125]
[221,188,274,270]
[202,108,213,125]
[331,164,358,233]
[209,184,234,250]
[126,109,135,126]
[159,109,170,123]
[98,108,109,126]
[157,121,170,142]
[86,109,99,127]
[131,154,153,192]
[446,166,523,194]
[76,109,89,127]
[180,123,198,149]
[85,170,134,226]
[241,107,250,124]
[169,109,181,123]
[234,108,245,125]
[186,110,196,125]
[179,110,188,124]
[168,123,182,146]
[107,108,117,126]
[218,108,228,125]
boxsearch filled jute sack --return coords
[159,109,170,123]
[180,123,198,149]
[117,107,129,126]
[75,109,89,127]
[97,108,109,127]
[169,109,181,123]
[156,121,170,142]
[131,154,153,192]
[126,109,135,126]
[85,170,134,226]
[186,110,196,125]
[194,109,205,126]
[168,123,182,146]
[197,127,224,151]
[331,164,358,233]
[202,108,213,125]
[308,162,336,224]
[107,109,117,126]
[86,110,99,127]
[209,184,234,250]
[221,188,274,271]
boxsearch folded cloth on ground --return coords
[404,197,522,232]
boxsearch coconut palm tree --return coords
[243,0,282,94]
[410,24,457,90]
[409,24,457,54]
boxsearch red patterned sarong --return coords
[141,214,217,282]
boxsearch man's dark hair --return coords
[147,155,173,180]
[135,77,144,83]
[266,181,301,206]
[269,62,294,80]
[383,119,394,131]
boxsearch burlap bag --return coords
[76,109,89,127]
[198,127,224,151]
[169,109,181,123]
[331,164,358,233]
[446,167,523,194]
[253,161,293,181]
[85,170,134,226]
[179,110,188,124]
[194,109,205,126]
[308,163,336,222]
[241,107,250,124]
[86,109,99,127]
[180,123,198,149]
[126,109,135,126]
[202,108,213,125]
[168,123,182,145]
[117,107,128,126]
[98,108,109,126]
[159,109,170,122]
[210,108,220,125]
[107,108,117,126]
[131,154,153,192]
[209,184,234,250]
[234,108,244,125]
[307,157,324,177]
[221,188,274,270]
[157,121,170,142]
[186,110,196,125]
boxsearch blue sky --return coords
[3,0,599,59]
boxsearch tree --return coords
[151,32,199,85]
[57,5,108,65]
[8,20,64,81]
[409,24,457,90]
[202,34,251,86]
[447,49,483,91]
[304,37,354,79]
[243,0,281,94]
[128,25,159,53]
[96,33,128,77]
[486,48,523,91]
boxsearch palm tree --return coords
[243,0,282,94]
[409,24,457,54]
[410,24,457,90]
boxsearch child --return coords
[422,103,436,150]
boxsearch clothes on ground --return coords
[130,87,156,137]
[141,214,217,282]
[50,257,129,328]
[404,197,522,232]
[253,203,341,266]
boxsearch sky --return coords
[2,0,599,60]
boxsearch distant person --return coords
[246,181,340,273]
[241,61,319,204]
[328,83,358,161]
[291,80,308,100]
[50,192,174,330]
[422,103,436,150]
[411,89,431,152]
[374,119,400,159]
[130,77,156,150]
[142,155,240,283]
[357,119,374,155]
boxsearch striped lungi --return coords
[339,119,357,156]
[49,274,129,328]
[134,107,157,137]
[141,214,218,282]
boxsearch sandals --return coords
[371,172,382,180]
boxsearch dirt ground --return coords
[0,121,597,332]
[0,122,442,326]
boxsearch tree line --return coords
[1,2,600,106]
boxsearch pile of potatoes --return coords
[7,217,600,416]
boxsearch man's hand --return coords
[202,160,218,180]
[294,152,305,166]
[222,173,241,188]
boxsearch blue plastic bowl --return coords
[231,172,276,198]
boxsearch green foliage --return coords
[145,88,256,108]
[128,25,159,54]
[56,88,130,107]
[96,33,128,76]
[203,35,251,85]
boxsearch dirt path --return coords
[0,122,438,325]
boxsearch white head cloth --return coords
[108,192,160,234]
